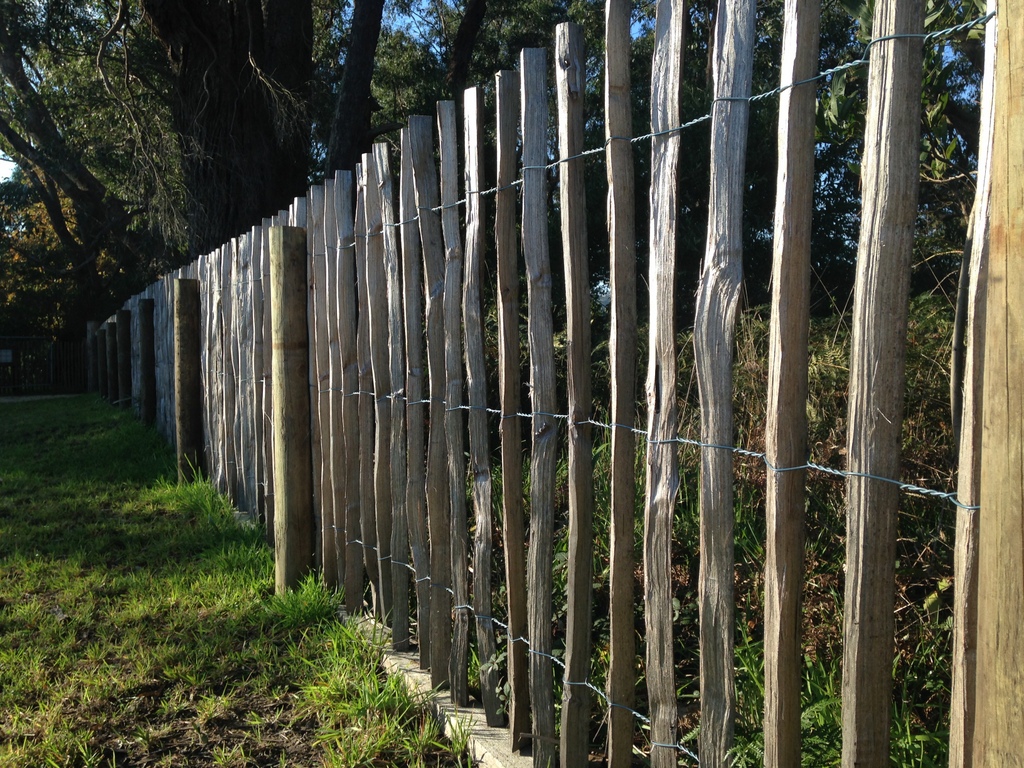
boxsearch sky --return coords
[1,155,15,181]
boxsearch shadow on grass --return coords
[0,394,258,569]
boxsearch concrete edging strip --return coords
[350,616,534,768]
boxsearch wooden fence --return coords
[0,337,86,396]
[87,0,1015,765]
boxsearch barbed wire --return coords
[335,528,703,764]
[304,384,974,511]
[303,10,994,244]
[194,379,973,512]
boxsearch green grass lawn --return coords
[0,395,466,768]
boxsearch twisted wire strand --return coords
[310,386,976,511]
[331,527,702,763]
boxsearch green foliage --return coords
[0,0,182,336]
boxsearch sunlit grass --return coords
[0,395,467,766]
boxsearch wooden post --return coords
[260,221,277,546]
[437,100,469,707]
[164,274,179,438]
[974,0,1024,763]
[220,243,238,504]
[323,181,345,590]
[495,68,529,752]
[374,143,410,649]
[252,224,270,529]
[364,154,395,622]
[96,327,108,400]
[763,0,819,763]
[106,319,119,405]
[310,184,336,586]
[86,321,99,392]
[644,3,684,766]
[355,165,381,615]
[409,113,452,690]
[116,309,132,409]
[840,0,924,764]
[522,46,559,768]
[199,253,216,489]
[174,279,204,483]
[401,127,432,669]
[694,0,757,758]
[230,238,245,509]
[205,245,228,499]
[949,8,995,767]
[335,171,365,616]
[555,22,595,767]
[307,186,327,577]
[139,299,157,426]
[604,1,638,764]
[270,226,315,594]
[236,233,258,520]
[463,86,502,726]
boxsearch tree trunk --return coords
[142,0,313,255]
[326,0,386,174]
[445,0,488,98]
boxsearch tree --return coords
[141,0,314,254]
[326,0,387,173]
[0,1,174,336]
[1,0,319,333]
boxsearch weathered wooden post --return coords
[322,184,344,591]
[260,221,277,547]
[841,0,924,764]
[437,100,469,706]
[556,22,595,767]
[270,226,315,594]
[174,279,204,483]
[494,68,529,752]
[116,309,132,409]
[106,320,119,404]
[363,153,395,623]
[86,321,99,392]
[399,130,431,669]
[644,2,684,767]
[764,0,819,763]
[463,86,501,726]
[521,45,560,768]
[373,143,410,650]
[355,165,382,615]
[409,113,452,690]
[694,0,757,757]
[949,8,995,766]
[139,299,156,426]
[604,1,638,765]
[96,327,108,400]
[334,171,364,617]
[974,1,1024,763]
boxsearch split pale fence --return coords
[85,1,1013,765]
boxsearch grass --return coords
[0,395,468,767]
